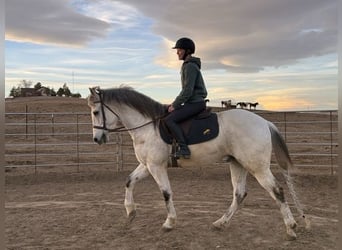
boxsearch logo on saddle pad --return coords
[159,111,219,145]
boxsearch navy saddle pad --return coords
[159,110,219,145]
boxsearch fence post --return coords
[115,133,121,172]
[76,114,80,172]
[25,105,28,139]
[34,114,37,174]
[119,133,123,171]
[51,114,54,137]
[283,112,287,142]
[329,111,333,175]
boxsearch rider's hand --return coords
[168,105,175,112]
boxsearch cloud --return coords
[121,0,337,72]
[5,0,111,47]
[4,0,337,111]
[5,0,337,71]
[75,0,142,27]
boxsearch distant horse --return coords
[236,102,248,109]
[249,102,259,110]
[221,100,236,109]
[88,86,309,240]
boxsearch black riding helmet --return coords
[172,37,195,54]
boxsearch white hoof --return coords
[127,210,136,224]
[286,229,297,241]
[125,204,136,216]
[162,217,176,231]
[212,220,224,230]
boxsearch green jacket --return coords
[172,56,208,109]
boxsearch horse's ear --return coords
[89,86,102,98]
[88,87,100,106]
[89,87,97,96]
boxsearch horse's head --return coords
[88,87,122,144]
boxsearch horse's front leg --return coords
[125,163,149,222]
[147,162,177,231]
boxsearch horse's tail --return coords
[268,122,310,228]
[268,122,292,171]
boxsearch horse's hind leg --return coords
[253,168,297,240]
[125,163,150,222]
[213,161,248,229]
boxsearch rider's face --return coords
[176,48,185,60]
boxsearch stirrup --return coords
[177,153,190,159]
[172,151,190,159]
[175,146,191,159]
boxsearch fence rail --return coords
[256,110,338,174]
[5,112,123,172]
[5,110,338,174]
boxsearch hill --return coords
[5,96,89,113]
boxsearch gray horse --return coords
[88,86,309,240]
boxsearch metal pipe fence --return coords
[5,110,338,174]
[256,110,338,175]
[5,112,124,173]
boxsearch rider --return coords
[165,37,208,159]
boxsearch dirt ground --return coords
[5,97,338,249]
[5,166,338,250]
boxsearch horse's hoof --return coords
[286,234,297,241]
[162,218,176,231]
[212,221,224,231]
[162,226,173,232]
[211,224,223,231]
[285,231,297,241]
[127,210,136,224]
[162,223,174,232]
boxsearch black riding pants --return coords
[164,101,206,142]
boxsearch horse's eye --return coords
[93,111,99,116]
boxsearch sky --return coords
[5,0,338,111]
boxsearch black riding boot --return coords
[167,122,191,159]
[176,142,191,159]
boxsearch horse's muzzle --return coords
[93,134,107,145]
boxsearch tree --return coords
[20,79,32,88]
[63,83,71,97]
[57,87,64,97]
[34,82,42,90]
[9,80,33,97]
[50,88,57,96]
[8,81,81,98]
[9,86,20,97]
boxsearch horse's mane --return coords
[101,86,167,121]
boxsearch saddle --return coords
[159,108,219,145]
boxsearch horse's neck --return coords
[118,106,152,138]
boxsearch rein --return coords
[93,92,166,133]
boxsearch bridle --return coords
[92,90,162,133]
[92,96,124,132]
